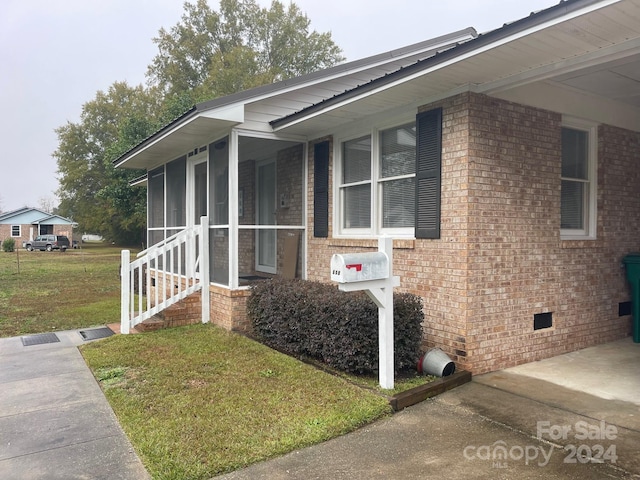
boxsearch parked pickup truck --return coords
[25,235,70,252]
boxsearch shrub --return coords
[2,238,15,252]
[247,278,423,375]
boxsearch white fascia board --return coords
[200,103,245,123]
[130,176,148,187]
[272,0,623,131]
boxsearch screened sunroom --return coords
[146,133,306,290]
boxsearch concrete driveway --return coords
[217,337,640,479]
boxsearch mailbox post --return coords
[330,237,400,389]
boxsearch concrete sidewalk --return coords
[0,328,149,480]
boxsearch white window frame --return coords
[377,122,416,236]
[11,225,20,237]
[338,134,373,235]
[336,120,416,238]
[560,117,598,240]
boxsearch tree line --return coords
[54,0,343,245]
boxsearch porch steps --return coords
[136,292,203,332]
[136,316,165,332]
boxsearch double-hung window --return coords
[380,124,416,230]
[11,225,20,237]
[342,135,372,230]
[561,119,597,239]
[339,122,416,236]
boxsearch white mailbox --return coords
[330,237,399,389]
[330,252,389,283]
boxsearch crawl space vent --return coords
[534,312,553,330]
[619,301,632,317]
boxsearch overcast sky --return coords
[0,0,558,213]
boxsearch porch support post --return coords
[120,249,131,334]
[200,216,210,324]
[229,130,239,289]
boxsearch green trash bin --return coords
[622,253,640,343]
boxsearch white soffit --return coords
[273,0,640,135]
[240,31,476,128]
[116,113,243,170]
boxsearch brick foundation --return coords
[209,285,252,332]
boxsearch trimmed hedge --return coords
[247,278,423,375]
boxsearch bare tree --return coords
[38,196,56,214]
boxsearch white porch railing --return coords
[120,216,210,334]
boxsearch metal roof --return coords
[113,28,477,170]
[114,0,640,171]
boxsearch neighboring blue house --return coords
[0,207,77,248]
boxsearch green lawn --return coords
[81,324,391,479]
[0,243,129,337]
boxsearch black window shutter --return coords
[415,108,443,239]
[314,141,330,238]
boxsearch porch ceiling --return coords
[115,115,242,170]
[273,0,640,135]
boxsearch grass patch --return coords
[301,357,436,395]
[345,370,437,395]
[0,243,136,337]
[80,324,392,479]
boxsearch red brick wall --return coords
[209,285,252,332]
[464,94,564,372]
[305,92,638,374]
[463,94,634,373]
[305,99,471,369]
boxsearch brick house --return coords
[0,207,76,248]
[115,0,640,374]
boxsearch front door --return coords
[185,155,208,276]
[188,155,208,228]
[256,160,277,274]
